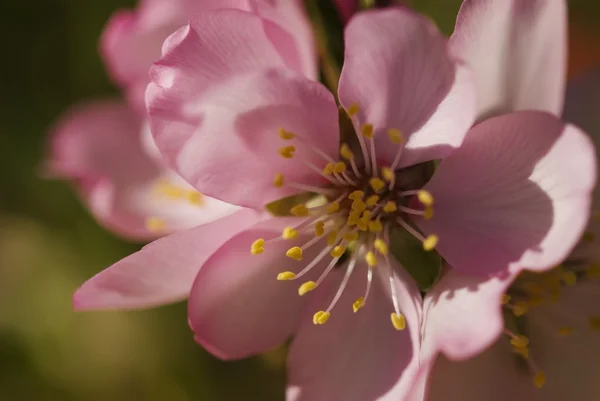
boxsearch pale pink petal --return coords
[417,111,596,275]
[149,66,339,209]
[73,209,260,310]
[287,259,422,401]
[338,7,476,167]
[188,217,326,360]
[420,268,517,363]
[450,0,567,119]
[46,101,239,241]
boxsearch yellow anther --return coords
[187,191,204,206]
[422,235,439,251]
[282,227,298,240]
[298,281,317,296]
[348,215,360,227]
[589,316,600,331]
[340,143,354,160]
[417,190,434,206]
[278,128,296,140]
[587,263,600,279]
[387,128,404,144]
[346,103,360,117]
[369,220,383,233]
[331,245,346,258]
[323,162,334,175]
[327,230,339,246]
[333,162,346,174]
[390,313,406,331]
[286,246,303,261]
[357,220,369,232]
[313,311,331,325]
[290,204,309,217]
[361,210,373,219]
[326,201,340,214]
[510,335,529,349]
[352,201,367,214]
[533,371,546,389]
[361,123,374,139]
[383,201,397,213]
[513,346,529,359]
[374,239,388,255]
[251,238,265,255]
[369,177,385,193]
[562,271,577,286]
[557,326,573,337]
[154,179,185,198]
[501,294,511,305]
[365,251,377,267]
[348,190,364,200]
[381,167,394,183]
[513,301,529,316]
[145,217,166,232]
[278,145,296,159]
[343,231,359,241]
[314,221,325,237]
[277,271,296,281]
[273,173,284,188]
[583,232,595,242]
[424,207,434,220]
[366,195,380,207]
[353,297,365,313]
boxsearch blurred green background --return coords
[0,1,599,400]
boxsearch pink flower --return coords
[101,0,317,112]
[408,1,600,399]
[85,5,593,400]
[46,100,239,241]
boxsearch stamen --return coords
[298,281,317,296]
[340,143,354,160]
[368,220,383,233]
[381,167,394,182]
[273,173,284,188]
[277,272,296,281]
[290,204,310,217]
[365,251,377,267]
[278,128,296,140]
[187,192,203,206]
[353,297,365,313]
[533,372,546,389]
[313,311,331,325]
[323,163,334,175]
[346,103,360,117]
[383,201,398,213]
[251,238,265,255]
[282,227,298,240]
[330,245,346,258]
[390,313,406,331]
[374,239,388,255]
[325,256,358,313]
[278,145,296,159]
[501,294,511,304]
[286,246,303,261]
[326,202,340,214]
[369,177,385,193]
[315,221,325,237]
[145,216,166,232]
[349,190,365,200]
[361,124,374,139]
[366,195,379,207]
[387,128,404,144]
[396,218,438,251]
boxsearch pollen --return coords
[273,173,284,188]
[282,227,298,240]
[368,220,383,233]
[290,204,309,217]
[326,201,340,214]
[513,346,529,359]
[513,301,529,316]
[251,238,265,255]
[369,177,385,193]
[323,163,334,175]
[357,219,369,231]
[145,217,166,232]
[422,235,438,251]
[327,230,339,246]
[278,128,296,140]
[383,201,397,213]
[333,162,346,174]
[381,167,394,182]
[510,335,529,348]
[366,195,379,207]
[353,297,365,313]
[286,246,303,261]
[313,311,331,325]
[361,123,374,139]
[343,231,359,241]
[533,371,546,389]
[424,207,434,220]
[417,190,434,206]
[299,281,317,296]
[387,128,404,144]
[390,313,406,331]
[330,245,346,258]
[277,271,296,281]
[365,251,377,267]
[348,190,364,200]
[314,221,325,237]
[278,145,296,159]
[347,103,360,117]
[374,239,388,255]
[340,143,354,160]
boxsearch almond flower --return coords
[46,0,315,241]
[411,1,599,399]
[76,6,595,400]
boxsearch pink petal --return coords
[188,217,325,360]
[149,61,339,208]
[421,268,517,363]
[450,0,567,119]
[73,209,260,310]
[287,259,422,401]
[417,111,596,275]
[338,7,476,167]
[46,101,239,241]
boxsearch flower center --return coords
[251,104,438,330]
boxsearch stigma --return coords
[250,103,439,331]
